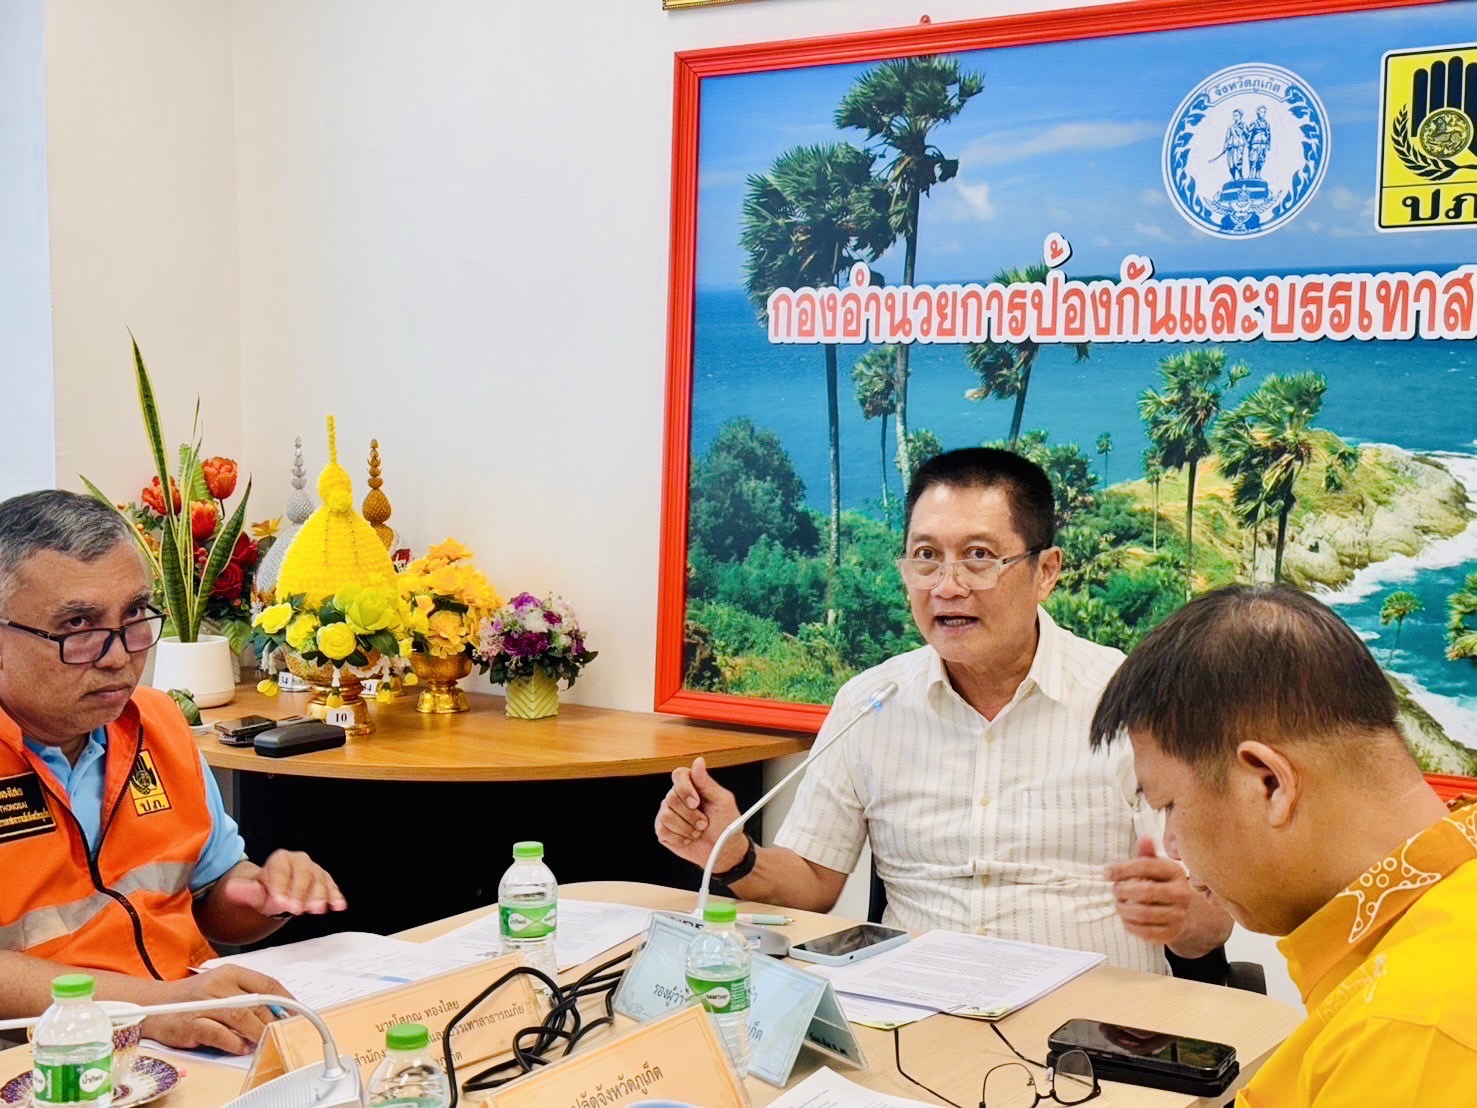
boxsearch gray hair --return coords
[0,490,135,609]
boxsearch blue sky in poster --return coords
[693,5,1477,289]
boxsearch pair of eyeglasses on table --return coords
[893,1015,1101,1108]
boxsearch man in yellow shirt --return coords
[1089,584,1477,1106]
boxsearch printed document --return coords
[819,929,1104,1018]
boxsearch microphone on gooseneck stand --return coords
[0,994,364,1107]
[693,680,899,923]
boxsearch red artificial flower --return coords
[139,477,182,516]
[190,501,219,542]
[201,457,238,501]
[230,533,258,567]
[210,561,244,599]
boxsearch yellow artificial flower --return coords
[414,595,435,614]
[426,564,466,596]
[425,609,467,656]
[316,622,358,661]
[402,671,419,686]
[256,678,280,697]
[344,586,398,634]
[375,685,395,704]
[285,613,320,652]
[332,584,362,613]
[398,637,414,657]
[250,517,282,540]
[254,603,294,635]
[428,537,473,562]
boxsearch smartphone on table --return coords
[789,923,909,966]
[1047,1018,1239,1096]
[213,715,304,745]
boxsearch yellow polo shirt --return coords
[1238,799,1477,1107]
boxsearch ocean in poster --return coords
[690,280,1477,746]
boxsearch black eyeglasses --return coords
[894,1016,1100,1108]
[0,609,165,665]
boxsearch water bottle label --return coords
[500,901,557,939]
[32,1056,112,1102]
[687,973,750,1015]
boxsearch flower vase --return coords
[151,635,236,708]
[409,652,472,714]
[283,652,376,737]
[505,670,559,719]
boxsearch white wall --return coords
[43,0,241,497]
[0,0,55,499]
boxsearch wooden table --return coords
[1,883,1299,1106]
[199,685,812,781]
[199,686,809,934]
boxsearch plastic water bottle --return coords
[685,902,751,1078]
[498,841,558,980]
[366,1023,451,1108]
[32,974,113,1107]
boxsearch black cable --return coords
[442,948,635,1105]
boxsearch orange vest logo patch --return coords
[128,752,172,815]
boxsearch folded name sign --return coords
[244,955,544,1090]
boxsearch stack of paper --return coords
[418,900,654,971]
[805,930,1105,1021]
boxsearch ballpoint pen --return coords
[737,913,792,926]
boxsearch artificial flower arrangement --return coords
[475,592,597,687]
[251,583,413,687]
[83,339,260,649]
[398,538,503,657]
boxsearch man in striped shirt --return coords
[656,448,1232,973]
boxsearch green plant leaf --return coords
[179,442,210,504]
[195,478,253,634]
[368,630,399,656]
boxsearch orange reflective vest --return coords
[0,686,217,979]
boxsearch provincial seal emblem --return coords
[1163,63,1329,239]
[1376,44,1477,231]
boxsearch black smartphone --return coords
[213,715,278,745]
[1047,1018,1239,1097]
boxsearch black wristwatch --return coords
[709,834,758,887]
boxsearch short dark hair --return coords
[904,447,1055,551]
[0,490,134,608]
[1090,585,1402,783]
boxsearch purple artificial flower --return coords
[505,630,550,657]
[512,592,540,612]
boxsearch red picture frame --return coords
[654,0,1476,817]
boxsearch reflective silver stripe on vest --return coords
[0,861,194,951]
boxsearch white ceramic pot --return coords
[150,634,236,708]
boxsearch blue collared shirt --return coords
[24,727,247,893]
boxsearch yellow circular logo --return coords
[1416,107,1474,158]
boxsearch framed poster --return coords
[654,0,1477,795]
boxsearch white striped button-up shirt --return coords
[774,607,1166,974]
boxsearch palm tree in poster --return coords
[1380,590,1424,663]
[1448,574,1477,663]
[1140,349,1247,595]
[964,263,1091,448]
[1141,446,1165,552]
[1213,372,1357,584]
[1095,432,1113,489]
[852,345,900,513]
[835,56,984,487]
[741,143,893,612]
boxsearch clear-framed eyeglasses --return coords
[981,1049,1100,1107]
[0,609,166,665]
[894,549,1044,592]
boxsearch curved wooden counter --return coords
[198,685,811,782]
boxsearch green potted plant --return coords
[81,337,252,706]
